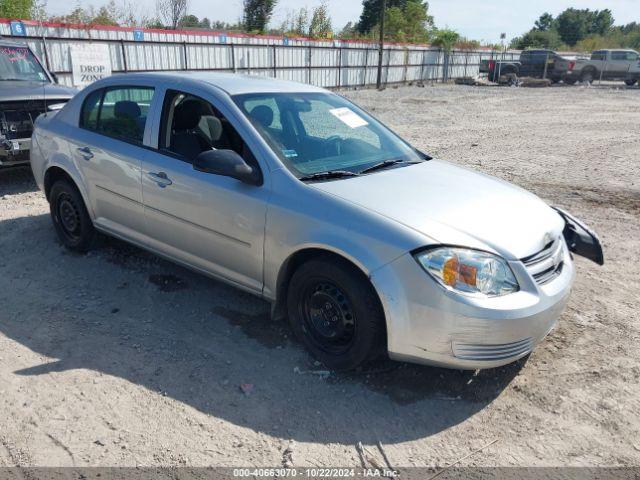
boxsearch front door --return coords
[140,89,269,293]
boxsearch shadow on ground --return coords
[0,166,39,196]
[0,211,524,445]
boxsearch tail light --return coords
[568,61,576,71]
[488,60,495,72]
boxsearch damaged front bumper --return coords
[370,208,603,370]
[0,135,31,166]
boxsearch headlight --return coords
[415,247,519,297]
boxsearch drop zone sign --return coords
[70,44,112,88]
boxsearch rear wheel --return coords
[287,257,385,370]
[581,70,595,84]
[49,179,96,252]
[625,79,638,86]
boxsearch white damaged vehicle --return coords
[30,73,604,370]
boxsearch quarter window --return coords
[79,86,155,145]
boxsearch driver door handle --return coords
[147,171,173,188]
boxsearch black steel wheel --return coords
[50,179,96,252]
[287,256,385,370]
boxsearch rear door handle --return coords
[147,171,173,188]
[77,146,94,160]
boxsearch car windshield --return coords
[0,45,49,82]
[233,92,426,179]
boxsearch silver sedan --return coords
[30,72,604,370]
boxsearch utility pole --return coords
[376,0,386,90]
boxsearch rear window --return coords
[80,86,155,145]
[591,51,606,61]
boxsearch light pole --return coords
[376,0,386,90]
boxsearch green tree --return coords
[0,0,33,19]
[431,28,459,52]
[511,29,562,50]
[199,17,211,28]
[309,1,332,38]
[243,0,277,33]
[178,14,200,28]
[534,12,554,31]
[356,0,407,34]
[403,0,433,43]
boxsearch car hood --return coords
[311,159,565,260]
[0,81,76,102]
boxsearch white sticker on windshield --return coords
[329,107,368,129]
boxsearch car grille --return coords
[0,99,68,140]
[453,337,534,361]
[521,237,564,285]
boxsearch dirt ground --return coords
[0,83,639,469]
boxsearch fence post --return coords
[463,50,469,78]
[231,43,236,73]
[543,51,549,80]
[337,46,342,88]
[272,44,277,78]
[120,39,128,73]
[182,41,188,70]
[308,46,312,85]
[363,49,368,87]
[384,48,391,86]
[41,35,51,72]
[402,48,409,83]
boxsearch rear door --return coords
[140,87,269,293]
[68,85,156,237]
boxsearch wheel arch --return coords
[43,165,95,219]
[271,248,386,336]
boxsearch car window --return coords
[0,45,49,82]
[159,89,258,167]
[80,86,154,145]
[234,92,423,178]
[80,89,102,131]
[591,51,606,61]
[97,87,155,144]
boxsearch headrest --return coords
[200,115,223,142]
[173,99,210,131]
[250,105,274,128]
[114,101,141,119]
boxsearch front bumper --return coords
[0,136,31,166]
[370,242,575,369]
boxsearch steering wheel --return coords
[325,135,344,156]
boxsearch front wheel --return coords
[49,179,96,252]
[287,257,386,370]
[625,79,638,86]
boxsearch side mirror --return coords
[193,149,260,185]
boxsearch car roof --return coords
[98,71,327,96]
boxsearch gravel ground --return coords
[0,84,639,469]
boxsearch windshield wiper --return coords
[298,170,360,182]
[358,159,420,175]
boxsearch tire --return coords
[563,77,578,85]
[625,79,638,86]
[581,70,595,84]
[49,179,96,253]
[286,256,385,370]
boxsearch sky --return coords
[44,0,640,44]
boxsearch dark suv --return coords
[0,39,76,167]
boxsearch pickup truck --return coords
[556,49,640,85]
[479,50,567,84]
[1,39,76,167]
